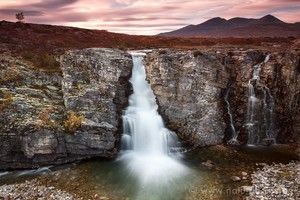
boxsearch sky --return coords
[0,0,300,35]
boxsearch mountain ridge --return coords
[159,15,300,37]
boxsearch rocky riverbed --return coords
[0,179,82,200]
[0,144,297,200]
[247,161,300,199]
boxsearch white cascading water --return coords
[224,82,238,145]
[120,52,188,198]
[245,55,276,144]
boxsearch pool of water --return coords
[0,144,298,200]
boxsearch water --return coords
[224,80,238,145]
[119,52,189,199]
[1,144,297,200]
[245,55,276,144]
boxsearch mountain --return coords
[159,15,300,37]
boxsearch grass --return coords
[22,52,60,71]
[193,50,203,57]
[0,66,23,84]
[159,49,167,55]
[0,21,297,61]
[35,108,55,129]
[0,90,13,110]
[64,112,84,133]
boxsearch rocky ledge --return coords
[0,48,132,170]
[246,162,300,199]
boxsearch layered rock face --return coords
[144,50,228,147]
[0,47,299,169]
[0,49,132,170]
[226,49,300,143]
[144,49,300,147]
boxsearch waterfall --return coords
[120,52,188,198]
[262,86,276,143]
[224,80,238,145]
[245,55,276,145]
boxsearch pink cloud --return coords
[0,0,299,35]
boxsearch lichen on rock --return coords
[0,48,132,170]
[144,49,228,147]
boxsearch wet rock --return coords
[260,138,275,146]
[242,172,248,176]
[241,186,253,193]
[144,48,300,147]
[99,197,110,200]
[226,50,300,144]
[249,161,300,199]
[202,160,214,169]
[257,163,268,167]
[230,176,241,182]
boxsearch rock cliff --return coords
[143,48,300,147]
[226,49,300,144]
[0,48,132,170]
[0,47,299,169]
[144,50,227,147]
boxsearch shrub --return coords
[159,49,167,55]
[0,90,13,110]
[193,50,203,57]
[35,108,53,129]
[64,112,83,133]
[0,67,23,84]
[34,54,60,70]
[21,52,60,71]
[16,12,24,22]
[22,51,35,60]
[77,84,82,90]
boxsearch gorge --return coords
[0,45,299,199]
[0,47,299,169]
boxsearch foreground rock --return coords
[0,49,132,170]
[0,179,82,200]
[248,162,300,199]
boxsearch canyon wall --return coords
[0,48,132,170]
[0,47,299,169]
[144,48,300,147]
[143,50,228,147]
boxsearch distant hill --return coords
[159,15,300,37]
[0,20,297,59]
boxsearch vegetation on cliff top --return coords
[0,20,297,60]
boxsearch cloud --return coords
[0,0,299,35]
[97,23,187,28]
[0,9,43,16]
[102,17,188,22]
[32,0,79,9]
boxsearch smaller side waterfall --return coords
[245,55,276,145]
[262,86,276,142]
[224,80,238,145]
